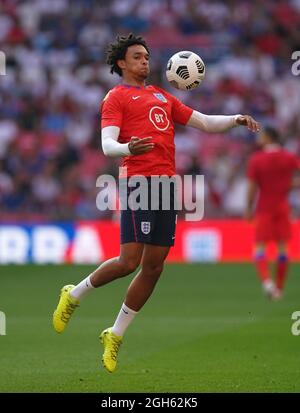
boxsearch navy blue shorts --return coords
[120,177,178,247]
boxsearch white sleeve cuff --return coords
[101,126,131,157]
[187,110,241,133]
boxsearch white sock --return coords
[70,275,95,300]
[263,279,275,293]
[111,303,138,337]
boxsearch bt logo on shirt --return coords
[149,106,170,131]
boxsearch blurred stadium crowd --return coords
[0,0,300,221]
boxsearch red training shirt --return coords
[247,146,300,214]
[100,84,193,177]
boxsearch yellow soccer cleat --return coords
[100,327,122,373]
[53,285,79,333]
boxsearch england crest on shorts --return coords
[141,221,151,235]
[153,93,167,103]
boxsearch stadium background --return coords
[1,0,300,263]
[1,0,300,394]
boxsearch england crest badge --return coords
[141,221,151,235]
[153,93,167,103]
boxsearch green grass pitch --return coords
[0,263,300,393]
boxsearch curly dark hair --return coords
[264,126,281,144]
[106,33,150,77]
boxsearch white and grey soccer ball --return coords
[166,51,205,91]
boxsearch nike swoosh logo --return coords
[122,308,129,314]
[132,96,140,100]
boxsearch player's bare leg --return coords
[274,241,288,299]
[70,242,144,299]
[254,242,277,299]
[90,242,144,286]
[124,244,170,311]
[101,244,170,372]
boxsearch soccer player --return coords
[53,33,259,372]
[245,126,300,300]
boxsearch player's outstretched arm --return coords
[187,111,259,133]
[101,126,154,157]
